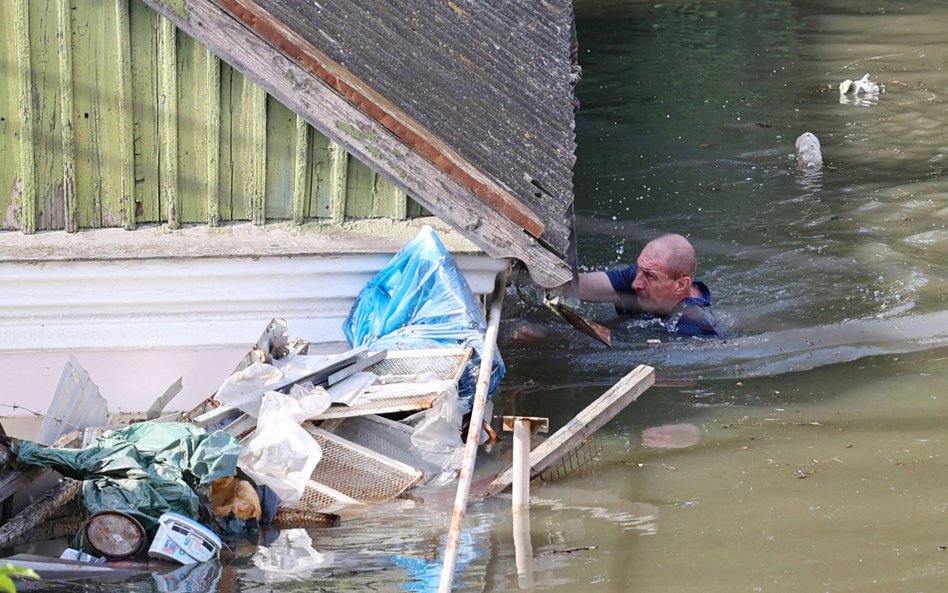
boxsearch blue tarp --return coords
[343,226,505,412]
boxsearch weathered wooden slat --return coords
[176,33,211,224]
[158,16,179,228]
[30,0,64,231]
[15,0,36,234]
[0,2,17,230]
[263,98,296,220]
[310,129,333,218]
[327,141,348,224]
[485,365,656,497]
[292,114,309,224]
[58,0,78,233]
[73,2,126,228]
[142,0,571,287]
[206,49,221,225]
[218,64,238,220]
[373,173,407,220]
[129,2,160,223]
[344,159,375,218]
[115,0,136,230]
[247,80,267,225]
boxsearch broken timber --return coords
[485,365,656,497]
[0,432,83,543]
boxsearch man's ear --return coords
[675,276,692,297]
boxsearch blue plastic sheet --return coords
[343,226,505,412]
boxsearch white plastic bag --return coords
[238,389,331,503]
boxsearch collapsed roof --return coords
[144,0,579,287]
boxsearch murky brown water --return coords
[11,1,948,592]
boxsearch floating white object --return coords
[795,132,823,171]
[839,73,880,97]
[148,512,222,565]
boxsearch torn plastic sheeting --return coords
[342,226,505,412]
[16,422,240,533]
[238,389,331,504]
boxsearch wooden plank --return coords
[373,173,407,220]
[327,140,348,224]
[129,2,160,223]
[115,0,135,230]
[310,129,333,218]
[176,31,211,224]
[0,479,81,547]
[14,0,36,233]
[485,365,656,497]
[29,0,62,231]
[157,16,179,228]
[71,1,125,228]
[206,49,221,225]
[292,114,309,224]
[263,98,296,220]
[57,0,77,232]
[344,159,375,218]
[246,79,267,225]
[141,0,571,287]
[0,1,17,230]
[218,63,238,220]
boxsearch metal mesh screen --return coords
[535,432,604,482]
[364,349,469,380]
[290,425,423,513]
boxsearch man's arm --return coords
[576,271,619,302]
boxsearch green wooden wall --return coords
[0,0,423,234]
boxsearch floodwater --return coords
[16,1,948,592]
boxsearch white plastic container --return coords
[148,512,222,565]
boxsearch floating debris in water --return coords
[838,73,882,105]
[795,132,823,171]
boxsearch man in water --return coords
[576,233,722,337]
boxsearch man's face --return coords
[631,246,684,315]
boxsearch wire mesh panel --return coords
[288,425,423,513]
[535,432,604,482]
[364,348,471,382]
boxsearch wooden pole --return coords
[501,416,549,511]
[512,508,535,589]
[437,263,509,593]
[511,419,530,510]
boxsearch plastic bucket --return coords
[147,512,222,565]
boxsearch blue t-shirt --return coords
[605,265,723,337]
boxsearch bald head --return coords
[642,234,697,280]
